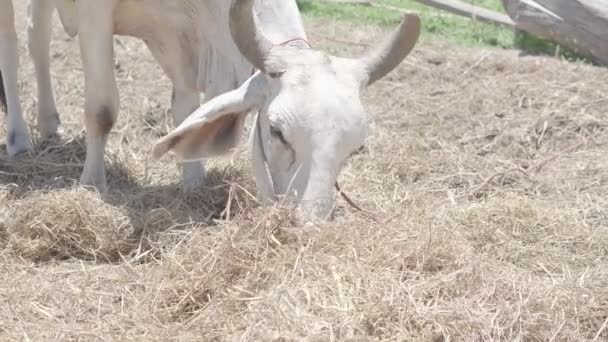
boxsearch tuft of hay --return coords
[452,196,608,271]
[0,208,7,246]
[154,205,300,323]
[5,188,137,262]
[0,189,12,245]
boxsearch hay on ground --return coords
[5,188,136,262]
[0,2,607,340]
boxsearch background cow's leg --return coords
[28,0,61,139]
[144,36,205,190]
[76,0,118,192]
[0,0,33,157]
[171,86,205,190]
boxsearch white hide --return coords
[154,0,421,221]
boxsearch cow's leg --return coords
[76,1,118,192]
[0,0,33,157]
[28,0,61,139]
[144,35,205,190]
[171,86,205,190]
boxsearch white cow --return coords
[2,0,250,191]
[36,0,253,192]
[154,0,421,220]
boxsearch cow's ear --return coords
[153,75,265,161]
[153,111,250,161]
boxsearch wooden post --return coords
[501,0,608,65]
[412,0,515,27]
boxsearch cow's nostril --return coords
[298,197,334,222]
[351,145,367,157]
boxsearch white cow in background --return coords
[1,0,247,191]
[154,0,421,220]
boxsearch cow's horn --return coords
[360,13,421,86]
[229,0,273,73]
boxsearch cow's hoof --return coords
[181,162,206,192]
[39,114,64,140]
[6,130,33,158]
[181,177,204,192]
[79,174,107,194]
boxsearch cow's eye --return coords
[268,71,285,79]
[270,124,296,168]
[270,125,289,146]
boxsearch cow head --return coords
[153,0,421,221]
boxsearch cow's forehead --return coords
[266,52,364,96]
[265,47,332,71]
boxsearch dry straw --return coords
[0,3,607,340]
[5,189,136,262]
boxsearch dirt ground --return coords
[1,2,608,341]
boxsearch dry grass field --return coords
[1,2,608,341]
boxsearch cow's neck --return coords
[254,0,307,45]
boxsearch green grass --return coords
[298,0,515,48]
[297,0,591,62]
